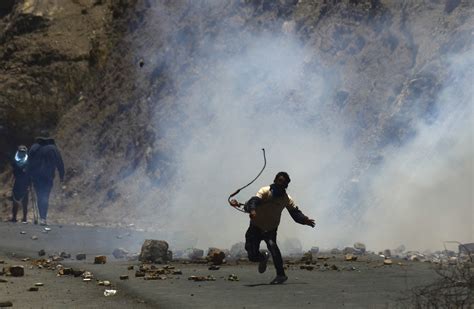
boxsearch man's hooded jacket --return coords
[28,137,64,181]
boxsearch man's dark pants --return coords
[32,177,53,220]
[245,224,285,276]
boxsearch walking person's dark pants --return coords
[245,224,285,276]
[32,177,53,220]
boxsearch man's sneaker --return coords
[258,251,269,273]
[270,275,288,284]
[39,218,47,226]
[21,220,28,224]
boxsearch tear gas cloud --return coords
[140,2,472,252]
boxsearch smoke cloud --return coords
[138,1,472,252]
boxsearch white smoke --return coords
[138,1,473,252]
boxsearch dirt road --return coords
[0,222,438,308]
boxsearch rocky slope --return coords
[0,0,472,240]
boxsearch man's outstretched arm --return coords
[287,199,315,227]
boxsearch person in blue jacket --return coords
[28,137,64,226]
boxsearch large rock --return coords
[353,242,366,253]
[459,243,474,254]
[112,248,129,259]
[206,248,225,265]
[139,240,172,264]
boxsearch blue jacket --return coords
[28,137,65,181]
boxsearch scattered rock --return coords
[206,248,225,265]
[330,264,339,271]
[139,240,172,264]
[0,260,4,264]
[98,280,111,286]
[73,270,84,277]
[76,253,86,260]
[94,256,107,264]
[20,231,26,235]
[300,265,315,271]
[208,265,220,270]
[384,259,393,265]
[127,265,134,270]
[345,254,357,261]
[459,243,474,254]
[119,275,129,280]
[31,236,38,240]
[104,289,117,297]
[188,275,216,281]
[172,270,182,275]
[0,279,8,283]
[353,242,366,253]
[330,248,341,254]
[228,274,239,281]
[10,265,24,277]
[60,252,71,259]
[301,251,313,264]
[21,258,30,262]
[310,247,319,255]
[34,283,44,286]
[0,302,13,307]
[135,271,145,277]
[112,248,129,259]
[28,287,39,292]
[38,250,45,257]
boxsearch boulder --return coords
[139,240,172,264]
[112,248,129,259]
[353,242,366,253]
[459,243,474,254]
[206,248,225,265]
[10,265,24,277]
[94,255,107,264]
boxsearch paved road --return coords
[0,222,439,308]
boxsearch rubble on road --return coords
[228,274,239,281]
[76,253,86,260]
[188,275,216,281]
[94,256,107,264]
